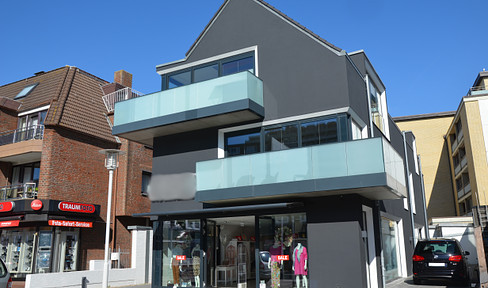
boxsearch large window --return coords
[163,52,255,90]
[225,114,350,157]
[381,217,401,282]
[11,162,40,186]
[160,220,201,287]
[258,213,308,288]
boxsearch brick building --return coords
[0,66,151,279]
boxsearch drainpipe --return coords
[417,155,430,240]
[402,131,416,248]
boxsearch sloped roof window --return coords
[15,83,38,99]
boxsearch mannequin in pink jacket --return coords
[292,243,308,288]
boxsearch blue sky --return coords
[1,0,487,117]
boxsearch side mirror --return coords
[464,251,470,256]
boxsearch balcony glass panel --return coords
[115,71,263,127]
[197,138,405,193]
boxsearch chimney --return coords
[114,70,132,88]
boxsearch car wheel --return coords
[413,277,421,285]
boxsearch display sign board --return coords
[58,202,95,213]
[176,255,186,261]
[0,220,19,227]
[0,202,14,212]
[31,200,43,210]
[277,255,289,261]
[48,220,93,228]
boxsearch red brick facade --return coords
[0,68,152,273]
[38,126,152,270]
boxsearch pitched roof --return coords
[185,0,343,58]
[0,66,117,143]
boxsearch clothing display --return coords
[171,258,180,285]
[193,256,200,276]
[271,260,280,288]
[293,245,308,276]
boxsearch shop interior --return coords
[162,213,307,288]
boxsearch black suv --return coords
[412,239,470,285]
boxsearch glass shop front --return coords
[156,212,308,288]
[0,199,100,278]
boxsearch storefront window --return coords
[258,213,307,288]
[161,220,201,287]
[381,217,400,282]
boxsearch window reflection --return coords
[194,64,219,83]
[225,114,352,157]
[226,129,261,157]
[168,71,191,89]
[222,56,254,76]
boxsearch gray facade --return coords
[113,0,428,287]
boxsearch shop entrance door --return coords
[207,216,255,288]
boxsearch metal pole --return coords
[102,169,114,288]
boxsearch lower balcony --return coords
[0,183,37,201]
[196,137,407,203]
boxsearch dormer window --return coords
[15,83,38,99]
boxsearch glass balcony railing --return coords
[114,71,263,127]
[196,137,406,200]
[0,125,44,147]
[0,183,38,201]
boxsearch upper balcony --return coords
[195,137,407,203]
[102,87,144,113]
[112,71,264,146]
[468,86,488,96]
[0,125,44,164]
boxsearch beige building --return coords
[395,112,456,219]
[446,71,488,217]
[395,71,488,221]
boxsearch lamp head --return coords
[99,149,125,170]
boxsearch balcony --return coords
[0,125,44,164]
[113,71,264,146]
[0,183,37,201]
[102,87,144,113]
[196,137,407,203]
[468,86,488,96]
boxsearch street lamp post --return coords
[99,149,124,288]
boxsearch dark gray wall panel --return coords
[349,53,366,75]
[346,58,370,124]
[183,0,351,121]
[308,222,366,287]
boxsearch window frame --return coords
[162,52,255,91]
[224,114,351,157]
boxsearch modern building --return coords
[112,0,427,287]
[395,112,456,219]
[0,67,152,279]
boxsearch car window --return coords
[416,241,460,255]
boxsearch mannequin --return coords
[268,240,282,288]
[292,243,308,288]
[191,244,201,287]
[171,243,183,287]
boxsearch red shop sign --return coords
[31,200,43,211]
[48,220,93,228]
[0,220,19,227]
[58,202,95,213]
[277,255,289,261]
[176,255,186,261]
[0,202,14,213]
